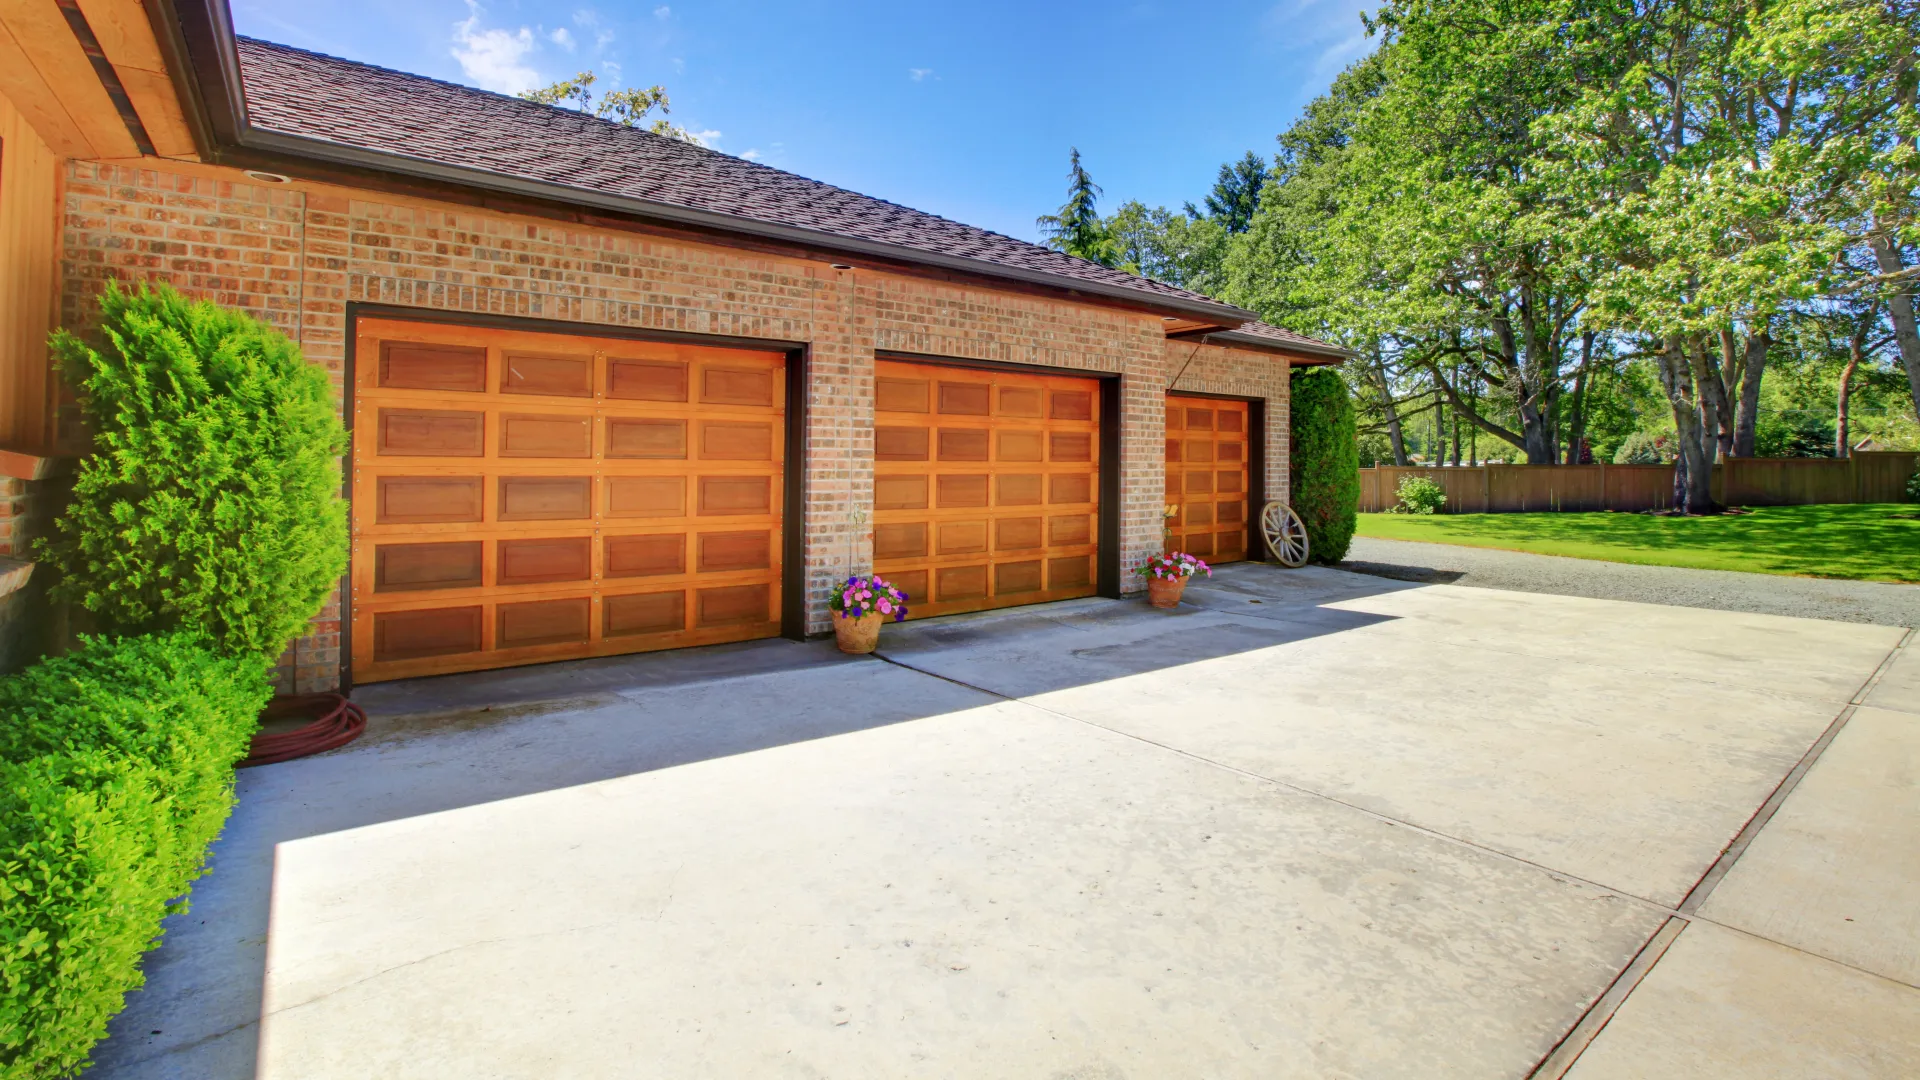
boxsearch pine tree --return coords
[1194,151,1269,234]
[1036,148,1117,266]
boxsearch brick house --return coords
[0,0,1346,692]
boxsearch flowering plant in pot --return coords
[1135,551,1211,609]
[829,575,910,653]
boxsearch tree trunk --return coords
[1373,355,1410,465]
[1836,352,1858,458]
[1836,317,1870,457]
[1732,329,1768,458]
[1688,335,1733,463]
[1565,331,1593,464]
[1658,345,1718,514]
[1869,233,1920,420]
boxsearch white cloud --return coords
[740,149,761,161]
[909,67,933,82]
[549,26,575,50]
[573,8,614,48]
[452,3,540,94]
[653,5,671,18]
[691,129,722,146]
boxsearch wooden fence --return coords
[1357,451,1919,514]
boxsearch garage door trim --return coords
[341,302,809,691]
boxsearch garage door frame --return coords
[1165,389,1267,563]
[340,302,810,691]
[875,350,1124,602]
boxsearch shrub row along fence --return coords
[1357,451,1920,514]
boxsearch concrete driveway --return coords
[89,565,1916,1079]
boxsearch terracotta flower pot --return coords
[1147,575,1187,609]
[834,610,884,654]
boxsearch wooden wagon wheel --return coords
[1260,501,1310,568]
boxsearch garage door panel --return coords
[379,341,487,392]
[1164,393,1251,565]
[604,589,686,637]
[376,476,484,524]
[874,359,1101,619]
[606,417,687,458]
[501,352,594,397]
[352,318,785,683]
[607,358,688,401]
[378,409,485,456]
[373,541,484,593]
[605,533,686,578]
[499,414,592,458]
[498,476,592,521]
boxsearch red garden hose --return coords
[239,692,367,768]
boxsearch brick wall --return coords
[61,160,1290,691]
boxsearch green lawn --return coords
[1354,504,1920,583]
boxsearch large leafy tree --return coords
[1036,148,1119,266]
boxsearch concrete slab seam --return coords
[1526,624,1917,1078]
[867,651,1677,918]
[1525,916,1687,1080]
[1678,625,1913,918]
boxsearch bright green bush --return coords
[1393,474,1448,515]
[1612,431,1670,464]
[0,635,268,1079]
[40,281,348,661]
[1289,368,1359,563]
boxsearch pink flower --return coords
[879,600,893,614]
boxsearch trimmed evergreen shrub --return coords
[0,635,269,1079]
[1289,368,1359,563]
[39,280,348,661]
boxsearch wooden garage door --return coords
[871,359,1100,619]
[1164,394,1250,563]
[349,318,785,683]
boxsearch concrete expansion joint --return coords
[1529,624,1918,1079]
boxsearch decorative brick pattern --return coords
[60,161,1295,691]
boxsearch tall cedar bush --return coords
[1289,368,1359,563]
[0,635,269,1079]
[40,281,348,660]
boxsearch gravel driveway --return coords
[1345,536,1920,628]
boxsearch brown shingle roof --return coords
[232,37,1255,320]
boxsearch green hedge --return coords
[0,635,268,1079]
[41,280,348,661]
[1290,368,1360,563]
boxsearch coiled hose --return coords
[239,692,367,768]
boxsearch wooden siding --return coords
[0,91,58,449]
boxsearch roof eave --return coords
[166,0,1258,327]
[1169,328,1355,364]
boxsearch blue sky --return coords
[232,0,1379,244]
